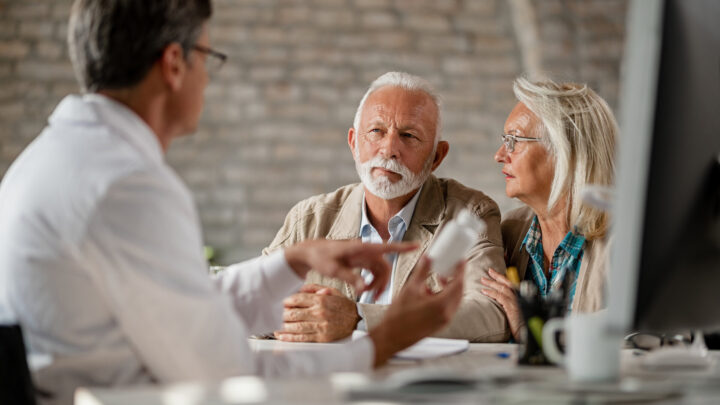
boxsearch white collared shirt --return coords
[357,188,422,305]
[0,94,373,404]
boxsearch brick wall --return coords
[0,0,627,263]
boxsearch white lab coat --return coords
[0,94,373,405]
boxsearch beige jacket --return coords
[501,206,608,313]
[264,175,510,342]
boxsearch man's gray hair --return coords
[353,72,442,142]
[513,77,618,240]
[68,0,211,93]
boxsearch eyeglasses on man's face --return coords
[500,133,542,153]
[192,44,227,73]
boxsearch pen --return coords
[506,266,520,287]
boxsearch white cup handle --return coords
[542,317,565,365]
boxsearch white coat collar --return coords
[49,94,164,166]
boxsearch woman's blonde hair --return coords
[513,77,617,240]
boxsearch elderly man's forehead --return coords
[362,86,438,120]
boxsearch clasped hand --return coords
[275,284,358,342]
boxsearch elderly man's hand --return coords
[274,284,359,342]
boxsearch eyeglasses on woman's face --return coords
[500,132,542,153]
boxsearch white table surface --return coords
[75,339,720,404]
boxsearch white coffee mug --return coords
[542,312,621,382]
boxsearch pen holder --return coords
[516,293,568,366]
[516,294,552,365]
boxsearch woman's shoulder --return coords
[501,205,535,251]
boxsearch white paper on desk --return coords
[352,330,469,360]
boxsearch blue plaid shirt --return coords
[521,215,586,311]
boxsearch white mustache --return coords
[355,154,432,200]
[363,156,413,179]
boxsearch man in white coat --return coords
[0,1,465,404]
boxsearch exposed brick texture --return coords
[0,0,627,263]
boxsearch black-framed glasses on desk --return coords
[501,133,542,153]
[192,44,227,73]
[625,332,692,351]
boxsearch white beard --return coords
[355,153,435,200]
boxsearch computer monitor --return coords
[607,0,720,334]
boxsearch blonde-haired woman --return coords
[480,78,617,341]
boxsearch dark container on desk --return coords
[516,283,568,366]
[516,293,552,365]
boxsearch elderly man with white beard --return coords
[263,72,510,343]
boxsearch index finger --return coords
[349,241,414,272]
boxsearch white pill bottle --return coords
[426,209,486,277]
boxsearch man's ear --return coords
[159,43,187,92]
[348,127,356,156]
[431,140,449,172]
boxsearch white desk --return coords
[76,339,720,404]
